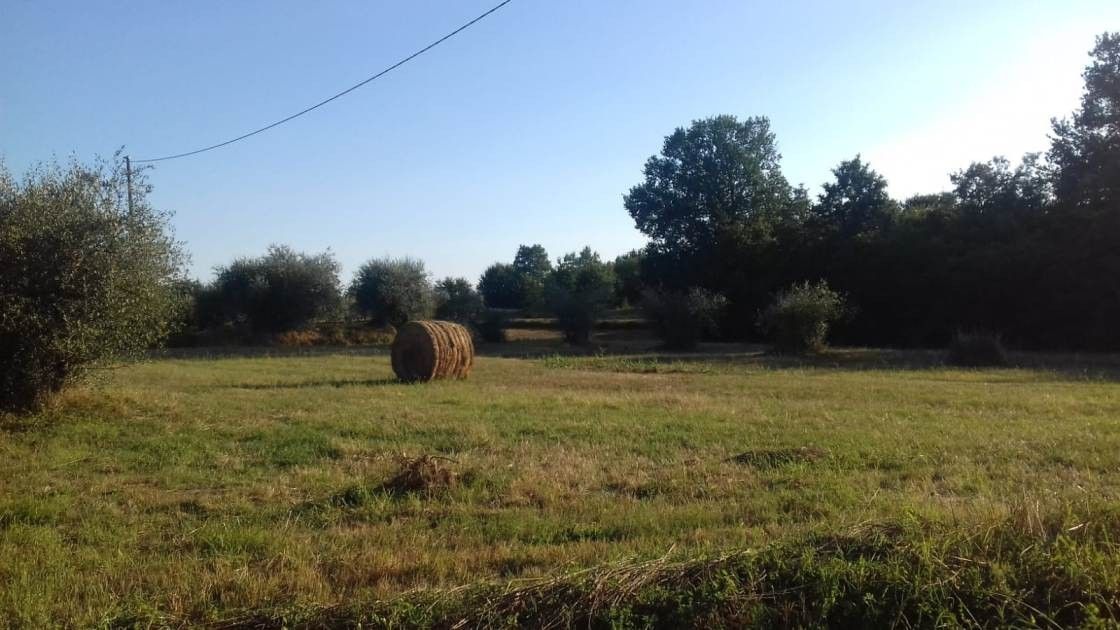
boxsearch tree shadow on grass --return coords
[230,377,401,390]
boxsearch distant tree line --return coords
[180,251,488,339]
[3,32,1116,412]
[624,32,1120,351]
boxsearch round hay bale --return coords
[391,320,475,382]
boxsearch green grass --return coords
[1,349,1119,627]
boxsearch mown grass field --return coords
[2,345,1120,627]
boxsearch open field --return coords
[2,345,1120,627]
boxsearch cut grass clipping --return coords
[331,455,459,506]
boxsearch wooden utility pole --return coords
[124,155,134,215]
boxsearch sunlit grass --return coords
[0,349,1118,626]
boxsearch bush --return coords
[475,311,508,343]
[643,288,728,350]
[0,155,186,412]
[947,332,1009,367]
[212,245,341,334]
[613,250,645,306]
[552,294,601,344]
[434,277,484,323]
[757,280,846,354]
[546,248,615,344]
[349,257,433,327]
[478,263,523,310]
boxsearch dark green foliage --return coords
[813,154,898,237]
[512,244,551,278]
[479,245,554,311]
[642,288,727,350]
[951,154,1050,214]
[757,281,846,354]
[0,155,185,411]
[475,311,508,343]
[349,257,433,327]
[552,297,599,345]
[478,262,523,309]
[624,115,802,255]
[546,247,615,344]
[624,33,1120,351]
[1048,32,1120,209]
[947,332,1009,367]
[512,244,552,309]
[612,250,645,306]
[434,277,483,323]
[212,245,341,334]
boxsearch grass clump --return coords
[947,331,1009,367]
[379,455,459,497]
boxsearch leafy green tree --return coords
[612,249,645,306]
[951,154,1050,214]
[1049,32,1120,208]
[213,245,342,334]
[815,155,898,237]
[349,257,433,327]
[512,244,551,278]
[624,115,800,256]
[0,154,186,411]
[903,192,957,213]
[512,244,551,308]
[434,277,484,323]
[478,262,522,309]
[546,247,616,344]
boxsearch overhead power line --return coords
[133,0,514,163]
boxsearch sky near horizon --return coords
[2,1,1117,282]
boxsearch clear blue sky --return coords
[3,1,1116,282]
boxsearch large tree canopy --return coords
[813,155,897,238]
[951,154,1050,215]
[1049,32,1120,208]
[624,115,800,255]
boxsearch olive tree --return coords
[434,277,484,323]
[211,245,342,334]
[349,256,434,327]
[0,154,186,412]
